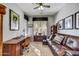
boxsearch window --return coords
[33,21,47,36]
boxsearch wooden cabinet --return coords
[3,44,21,56]
[34,35,46,41]
[3,36,31,56]
[0,4,6,56]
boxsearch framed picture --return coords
[57,20,64,30]
[9,9,20,31]
[64,15,73,29]
[75,12,79,29]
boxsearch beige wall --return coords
[28,16,54,36]
[3,3,27,42]
[54,3,79,36]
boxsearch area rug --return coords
[23,42,53,56]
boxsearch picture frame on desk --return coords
[64,15,73,30]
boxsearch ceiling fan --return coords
[33,3,50,10]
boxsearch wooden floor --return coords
[23,42,53,56]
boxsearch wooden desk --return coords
[3,36,31,56]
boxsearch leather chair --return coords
[47,34,79,56]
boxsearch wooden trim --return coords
[1,14,3,41]
[0,4,6,56]
[0,4,6,8]
[0,14,3,56]
[0,4,6,14]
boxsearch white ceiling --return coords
[17,3,66,16]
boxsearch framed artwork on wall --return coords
[57,20,64,30]
[64,15,73,29]
[9,9,20,31]
[75,12,79,29]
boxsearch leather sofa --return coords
[47,34,79,56]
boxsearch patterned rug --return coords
[23,42,53,56]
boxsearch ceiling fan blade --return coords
[35,3,43,5]
[34,6,40,9]
[43,5,50,8]
[33,3,41,5]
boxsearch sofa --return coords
[47,34,79,56]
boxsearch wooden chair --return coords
[22,37,31,51]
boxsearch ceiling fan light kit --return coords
[38,6,44,10]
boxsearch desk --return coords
[3,36,31,56]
